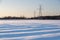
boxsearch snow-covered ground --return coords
[0,20,60,40]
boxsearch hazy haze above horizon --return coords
[0,0,60,17]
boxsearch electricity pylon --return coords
[34,10,36,18]
[39,5,42,17]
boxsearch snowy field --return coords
[0,20,60,40]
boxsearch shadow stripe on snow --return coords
[0,28,60,33]
[0,28,34,32]
[4,28,60,33]
[0,30,60,38]
[0,32,60,40]
[0,29,60,35]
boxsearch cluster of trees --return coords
[31,15,60,19]
[0,15,60,20]
[0,16,26,19]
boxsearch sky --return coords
[0,0,60,17]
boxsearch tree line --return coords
[0,15,60,20]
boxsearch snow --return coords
[0,20,60,40]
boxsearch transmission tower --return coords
[39,5,42,17]
[34,10,36,18]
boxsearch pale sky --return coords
[0,0,60,17]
